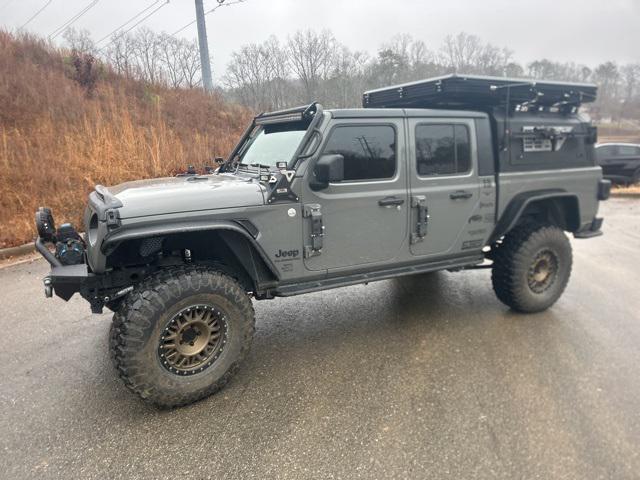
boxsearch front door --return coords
[407,118,488,258]
[301,120,408,272]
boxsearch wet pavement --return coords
[0,198,639,479]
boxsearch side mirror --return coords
[310,154,344,190]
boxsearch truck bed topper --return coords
[362,74,597,112]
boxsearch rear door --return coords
[407,117,490,258]
[617,145,640,179]
[596,145,620,177]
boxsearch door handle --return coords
[449,190,473,200]
[378,196,405,207]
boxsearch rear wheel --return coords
[109,266,254,408]
[491,224,572,313]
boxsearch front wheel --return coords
[110,267,255,408]
[491,224,572,313]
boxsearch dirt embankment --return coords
[0,31,251,248]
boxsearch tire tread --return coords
[491,223,572,313]
[109,266,254,408]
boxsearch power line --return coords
[95,0,161,45]
[97,0,170,53]
[49,0,101,40]
[19,0,54,30]
[171,0,245,37]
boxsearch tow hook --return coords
[43,277,53,298]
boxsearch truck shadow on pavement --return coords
[92,270,563,415]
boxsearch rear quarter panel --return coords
[498,166,602,231]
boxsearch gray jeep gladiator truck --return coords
[35,74,611,407]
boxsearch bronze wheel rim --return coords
[158,304,227,376]
[527,250,558,294]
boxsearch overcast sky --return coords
[2,0,639,83]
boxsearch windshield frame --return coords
[221,103,324,173]
[237,125,308,170]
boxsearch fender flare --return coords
[491,189,580,241]
[102,220,280,281]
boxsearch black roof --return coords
[362,74,598,110]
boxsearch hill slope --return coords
[0,31,251,248]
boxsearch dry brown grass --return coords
[612,184,640,195]
[0,31,251,248]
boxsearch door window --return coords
[596,146,617,158]
[415,124,471,176]
[321,125,396,181]
[618,145,637,156]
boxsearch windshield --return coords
[240,127,307,168]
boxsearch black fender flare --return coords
[102,220,280,281]
[491,189,580,241]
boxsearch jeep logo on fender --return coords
[275,248,300,259]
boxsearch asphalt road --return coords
[1,198,639,480]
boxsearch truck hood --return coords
[106,174,265,218]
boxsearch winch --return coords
[35,207,86,266]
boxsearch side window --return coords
[619,145,638,156]
[596,146,616,158]
[416,124,471,176]
[322,125,396,181]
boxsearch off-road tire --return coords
[491,224,572,313]
[109,266,254,408]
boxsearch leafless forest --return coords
[66,27,640,125]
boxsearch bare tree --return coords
[593,62,620,102]
[326,46,369,108]
[262,36,289,109]
[158,34,185,88]
[440,33,483,73]
[621,64,640,101]
[178,38,201,89]
[224,43,275,110]
[504,62,524,78]
[287,29,336,102]
[105,32,136,78]
[63,27,96,56]
[132,27,163,84]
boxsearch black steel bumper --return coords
[37,236,138,313]
[36,236,94,299]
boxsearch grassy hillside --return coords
[0,31,251,248]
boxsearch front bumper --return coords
[37,233,143,313]
[36,235,100,306]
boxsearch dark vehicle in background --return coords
[595,143,640,184]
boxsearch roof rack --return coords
[362,74,598,112]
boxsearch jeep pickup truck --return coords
[35,74,610,407]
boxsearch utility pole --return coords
[195,0,214,92]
